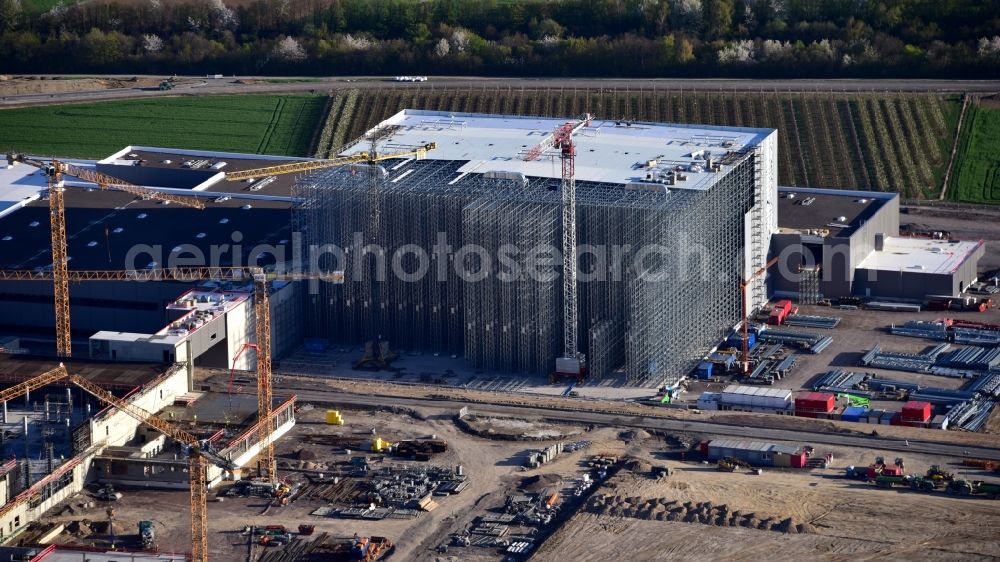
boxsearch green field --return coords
[0,95,327,158]
[315,88,960,199]
[950,103,1000,203]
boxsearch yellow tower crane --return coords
[0,267,342,485]
[5,141,433,483]
[4,154,206,358]
[0,363,236,562]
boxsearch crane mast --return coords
[0,365,229,562]
[6,154,206,358]
[553,115,592,381]
[48,167,71,358]
[253,274,276,481]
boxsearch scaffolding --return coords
[798,265,821,304]
[294,148,761,386]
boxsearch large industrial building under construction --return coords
[295,110,779,384]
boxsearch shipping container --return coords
[880,412,897,425]
[769,300,794,325]
[794,392,835,413]
[720,385,793,410]
[697,392,720,411]
[773,453,791,467]
[901,400,932,422]
[841,406,868,422]
[696,361,714,379]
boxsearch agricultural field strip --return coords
[854,96,890,192]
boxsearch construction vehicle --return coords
[837,393,871,407]
[260,532,291,546]
[717,457,751,472]
[946,479,1000,498]
[350,535,392,561]
[353,338,399,371]
[961,459,997,471]
[96,484,122,502]
[874,475,909,488]
[845,456,897,480]
[909,476,940,492]
[138,520,155,548]
[926,465,954,482]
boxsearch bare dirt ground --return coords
[33,405,588,561]
[0,76,162,96]
[231,372,1000,450]
[535,446,1000,561]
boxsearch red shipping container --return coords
[795,392,835,413]
[901,401,932,422]
[789,452,807,468]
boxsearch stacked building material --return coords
[889,320,950,341]
[757,330,832,353]
[953,328,1000,345]
[965,371,1000,398]
[866,302,922,312]
[944,399,997,431]
[783,315,841,329]
[860,344,950,373]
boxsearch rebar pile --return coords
[294,149,760,385]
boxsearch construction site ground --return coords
[27,405,604,560]
[534,445,1000,561]
[10,381,1000,561]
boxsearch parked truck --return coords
[138,520,155,548]
[351,536,392,561]
[947,480,1000,498]
[909,476,941,492]
[874,475,909,488]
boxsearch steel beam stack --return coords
[294,147,759,385]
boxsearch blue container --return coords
[696,362,714,379]
[726,332,756,350]
[841,406,868,423]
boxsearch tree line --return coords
[1,0,999,77]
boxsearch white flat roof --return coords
[91,290,249,346]
[0,164,46,219]
[157,289,248,337]
[721,385,792,398]
[340,109,773,190]
[857,236,983,274]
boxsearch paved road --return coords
[269,383,1000,461]
[2,75,999,108]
